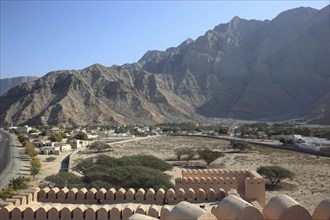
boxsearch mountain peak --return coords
[0,6,328,125]
[274,6,317,21]
[178,38,194,49]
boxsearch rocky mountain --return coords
[0,76,38,96]
[0,6,329,126]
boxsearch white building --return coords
[39,142,71,155]
[292,135,330,151]
[70,139,91,149]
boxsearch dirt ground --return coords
[100,135,329,214]
[33,135,329,214]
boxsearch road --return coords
[0,129,28,189]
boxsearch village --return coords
[5,123,330,157]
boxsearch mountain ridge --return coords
[0,76,39,96]
[0,6,329,126]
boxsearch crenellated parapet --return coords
[0,187,40,208]
[0,194,328,220]
[36,187,227,205]
[177,169,265,207]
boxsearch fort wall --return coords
[0,192,328,220]
[36,187,226,205]
[178,169,265,206]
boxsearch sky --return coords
[0,1,329,79]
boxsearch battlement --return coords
[0,187,328,220]
[35,186,227,205]
[0,168,328,219]
[177,169,265,206]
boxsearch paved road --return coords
[0,130,14,174]
[0,130,27,189]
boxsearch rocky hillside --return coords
[0,76,38,96]
[0,6,329,126]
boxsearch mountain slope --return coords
[0,6,329,126]
[0,76,38,96]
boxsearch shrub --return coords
[174,148,187,160]
[46,156,56,162]
[85,166,174,189]
[231,141,252,152]
[280,138,294,145]
[0,187,17,200]
[174,147,195,161]
[74,131,88,140]
[24,141,38,158]
[31,157,41,177]
[45,171,83,188]
[49,132,63,142]
[72,154,173,190]
[87,141,112,152]
[119,155,173,171]
[9,176,30,191]
[18,134,29,143]
[257,166,295,188]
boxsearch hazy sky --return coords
[1,1,329,79]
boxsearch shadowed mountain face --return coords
[0,6,329,126]
[0,76,38,96]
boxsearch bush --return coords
[257,166,295,188]
[24,141,38,158]
[9,176,30,191]
[72,154,173,190]
[45,171,83,188]
[0,187,17,200]
[31,157,41,177]
[174,147,196,161]
[231,141,252,152]
[119,155,173,171]
[87,141,112,152]
[49,132,63,142]
[46,156,56,162]
[18,134,29,143]
[74,131,88,140]
[280,138,294,145]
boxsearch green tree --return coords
[73,154,173,190]
[75,157,94,176]
[184,148,196,165]
[0,187,17,200]
[257,166,295,188]
[24,141,39,158]
[74,131,88,140]
[231,141,252,152]
[8,176,30,191]
[279,138,294,145]
[217,127,228,135]
[174,148,187,160]
[197,148,224,166]
[18,134,29,143]
[31,157,41,178]
[45,171,83,188]
[49,132,63,142]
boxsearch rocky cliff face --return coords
[0,6,329,126]
[0,76,38,96]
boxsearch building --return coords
[39,142,71,155]
[69,139,91,149]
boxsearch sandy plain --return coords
[34,135,329,214]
